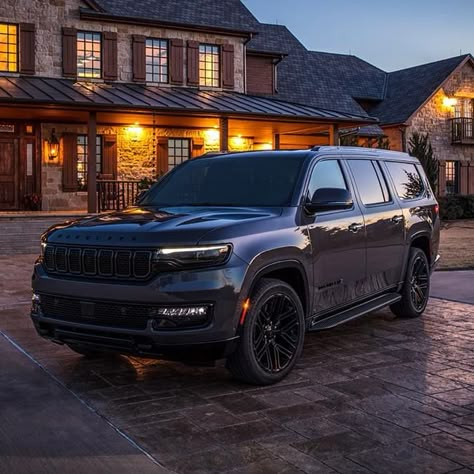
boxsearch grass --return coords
[438,219,474,270]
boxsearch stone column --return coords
[273,133,281,150]
[219,117,229,152]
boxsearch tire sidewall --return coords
[240,280,305,384]
[404,248,430,316]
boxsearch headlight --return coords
[153,244,231,270]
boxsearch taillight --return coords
[434,204,439,215]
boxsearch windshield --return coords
[141,153,306,207]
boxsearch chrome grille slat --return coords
[43,246,152,280]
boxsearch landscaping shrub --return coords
[438,194,474,220]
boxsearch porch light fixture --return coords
[47,128,60,161]
[204,128,219,145]
[126,123,143,142]
[443,97,458,108]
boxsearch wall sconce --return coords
[126,123,143,142]
[443,97,458,108]
[204,128,220,144]
[48,128,60,161]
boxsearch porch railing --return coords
[97,180,140,212]
[450,117,474,144]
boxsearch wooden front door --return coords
[0,138,19,210]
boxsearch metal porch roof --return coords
[0,77,377,123]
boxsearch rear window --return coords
[386,162,425,200]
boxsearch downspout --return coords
[243,33,253,94]
[400,126,407,152]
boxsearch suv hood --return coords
[45,206,282,247]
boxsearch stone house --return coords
[0,0,472,212]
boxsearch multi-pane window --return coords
[146,38,168,83]
[168,139,191,170]
[445,161,459,195]
[77,32,102,78]
[77,135,102,189]
[199,44,220,87]
[0,23,17,72]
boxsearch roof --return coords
[87,0,260,34]
[0,76,376,123]
[371,54,473,125]
[247,24,306,55]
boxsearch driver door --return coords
[306,159,367,316]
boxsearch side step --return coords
[309,293,401,331]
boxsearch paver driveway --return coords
[1,255,473,473]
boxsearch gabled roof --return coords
[0,77,376,124]
[247,23,306,55]
[371,54,473,125]
[87,0,260,34]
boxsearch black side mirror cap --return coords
[305,187,353,214]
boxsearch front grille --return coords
[43,245,153,280]
[38,295,212,330]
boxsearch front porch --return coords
[0,77,377,213]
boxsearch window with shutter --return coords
[102,31,117,81]
[146,38,168,83]
[222,44,234,89]
[62,27,77,78]
[132,35,146,82]
[199,44,220,88]
[169,39,184,85]
[19,23,35,75]
[77,31,102,79]
[0,23,18,73]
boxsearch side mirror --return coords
[305,188,353,214]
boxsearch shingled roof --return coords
[247,23,306,55]
[89,0,260,33]
[370,54,473,125]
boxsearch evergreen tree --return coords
[408,132,438,193]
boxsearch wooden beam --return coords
[220,117,229,152]
[328,124,339,146]
[87,111,97,213]
[273,133,280,150]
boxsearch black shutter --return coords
[187,41,199,86]
[132,35,146,82]
[62,27,77,78]
[62,133,78,192]
[222,44,234,89]
[103,31,118,81]
[169,39,184,85]
[19,23,35,75]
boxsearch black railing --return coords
[450,117,474,144]
[97,180,140,212]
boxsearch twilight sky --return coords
[242,0,474,71]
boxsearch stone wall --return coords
[0,0,246,92]
[407,60,474,163]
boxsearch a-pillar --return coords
[87,111,97,213]
[220,117,228,152]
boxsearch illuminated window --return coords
[146,38,168,83]
[77,32,101,78]
[168,139,190,170]
[0,23,17,72]
[199,44,220,87]
[445,161,459,195]
[77,135,102,189]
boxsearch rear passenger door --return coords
[347,158,405,293]
[306,159,367,315]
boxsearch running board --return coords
[308,293,402,331]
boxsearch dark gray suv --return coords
[31,147,440,385]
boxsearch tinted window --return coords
[348,160,388,206]
[386,162,425,200]
[142,153,305,207]
[307,160,347,199]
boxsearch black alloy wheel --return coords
[391,247,430,318]
[227,278,305,385]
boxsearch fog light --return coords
[150,305,212,330]
[31,293,41,314]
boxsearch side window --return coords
[386,162,425,200]
[348,160,389,206]
[307,160,347,200]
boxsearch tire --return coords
[67,343,109,358]
[390,247,430,318]
[226,278,305,385]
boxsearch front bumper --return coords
[430,254,441,274]
[31,255,248,359]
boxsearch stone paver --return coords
[1,256,474,473]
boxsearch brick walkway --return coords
[1,256,473,473]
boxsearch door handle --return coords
[391,215,404,224]
[348,222,364,233]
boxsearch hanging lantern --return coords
[48,128,60,161]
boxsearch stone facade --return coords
[0,0,246,92]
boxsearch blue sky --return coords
[242,0,474,71]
